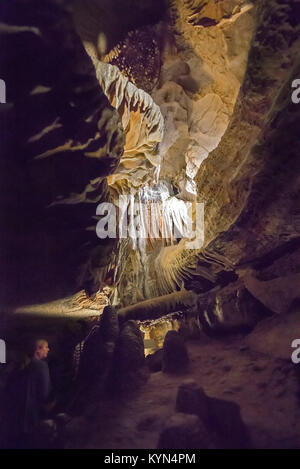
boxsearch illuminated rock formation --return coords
[1,0,299,335]
[85,54,164,193]
[115,0,300,323]
[1,0,300,452]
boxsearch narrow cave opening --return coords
[0,0,299,451]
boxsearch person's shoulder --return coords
[29,358,49,372]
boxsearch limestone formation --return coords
[97,304,119,343]
[0,0,299,451]
[183,0,253,28]
[162,330,189,373]
[102,26,161,94]
[246,310,300,361]
[85,48,164,194]
[118,290,198,322]
[109,320,147,393]
[145,349,163,373]
[114,0,300,325]
[75,307,119,393]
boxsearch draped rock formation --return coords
[110,0,300,331]
[1,0,299,335]
[85,52,164,193]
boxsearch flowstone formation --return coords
[71,0,255,313]
[97,0,256,308]
[105,0,300,335]
[86,55,164,193]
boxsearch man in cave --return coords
[0,339,56,448]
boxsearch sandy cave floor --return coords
[65,337,300,449]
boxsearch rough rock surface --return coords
[157,412,216,449]
[195,280,274,332]
[1,0,298,333]
[175,380,211,424]
[146,349,163,373]
[72,0,166,57]
[118,279,273,333]
[0,0,125,307]
[85,52,164,193]
[102,26,161,94]
[61,329,300,449]
[110,320,147,393]
[98,305,119,343]
[246,310,300,361]
[76,306,119,394]
[111,0,299,328]
[111,0,258,307]
[175,379,251,448]
[156,0,256,193]
[0,0,299,451]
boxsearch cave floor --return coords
[65,336,300,449]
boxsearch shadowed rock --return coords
[146,348,163,373]
[162,330,189,374]
[110,320,147,393]
[98,305,119,343]
[75,306,119,394]
[0,0,125,307]
[176,380,251,449]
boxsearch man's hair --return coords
[28,338,48,357]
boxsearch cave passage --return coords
[0,0,299,451]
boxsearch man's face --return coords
[35,340,50,359]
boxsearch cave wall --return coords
[0,0,125,307]
[114,0,300,326]
[112,0,258,306]
[0,0,299,329]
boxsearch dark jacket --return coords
[23,358,52,433]
[0,358,52,448]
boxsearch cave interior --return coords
[0,0,300,450]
